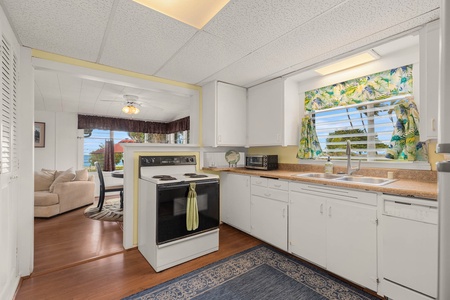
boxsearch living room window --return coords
[83,129,189,170]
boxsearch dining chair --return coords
[94,161,124,211]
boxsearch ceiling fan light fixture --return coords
[122,104,140,115]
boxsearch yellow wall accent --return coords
[31,49,204,146]
[132,151,200,245]
[31,49,201,91]
[248,146,298,164]
[428,140,445,171]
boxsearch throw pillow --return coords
[34,169,56,191]
[49,168,76,193]
[74,169,89,181]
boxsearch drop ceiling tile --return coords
[203,0,344,52]
[58,74,82,104]
[79,80,106,103]
[417,0,440,14]
[99,0,198,76]
[2,0,113,61]
[156,31,248,84]
[199,0,432,87]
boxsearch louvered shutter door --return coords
[1,36,12,174]
[11,54,17,172]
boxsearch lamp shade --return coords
[122,104,140,114]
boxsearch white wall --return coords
[34,111,79,171]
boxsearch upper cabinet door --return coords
[247,78,299,146]
[202,81,246,147]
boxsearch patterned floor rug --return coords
[123,245,379,300]
[84,198,122,222]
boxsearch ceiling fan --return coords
[101,95,143,115]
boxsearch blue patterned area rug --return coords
[124,245,379,300]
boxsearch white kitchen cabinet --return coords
[203,81,247,147]
[289,192,327,268]
[220,172,251,233]
[326,199,377,291]
[289,182,378,291]
[247,78,300,146]
[419,20,439,140]
[250,177,289,251]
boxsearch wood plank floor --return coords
[16,206,261,299]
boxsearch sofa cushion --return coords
[34,191,59,206]
[49,168,76,193]
[34,169,56,191]
[74,169,89,181]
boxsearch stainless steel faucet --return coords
[346,140,361,175]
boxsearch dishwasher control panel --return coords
[383,197,438,225]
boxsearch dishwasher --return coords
[381,195,438,300]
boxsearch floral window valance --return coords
[304,65,413,112]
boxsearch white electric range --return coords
[138,155,220,272]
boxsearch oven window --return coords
[156,181,219,244]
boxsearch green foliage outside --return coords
[326,128,389,156]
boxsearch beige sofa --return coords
[34,168,95,218]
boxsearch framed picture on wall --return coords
[34,122,45,148]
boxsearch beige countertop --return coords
[203,166,438,200]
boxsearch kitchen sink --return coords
[334,176,396,186]
[293,173,396,186]
[294,173,345,179]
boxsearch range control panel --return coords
[139,155,196,167]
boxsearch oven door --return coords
[156,179,219,245]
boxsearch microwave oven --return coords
[245,155,278,170]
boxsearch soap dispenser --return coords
[324,156,333,174]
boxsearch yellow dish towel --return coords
[186,182,199,231]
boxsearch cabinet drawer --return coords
[268,179,288,191]
[252,185,288,202]
[251,176,267,187]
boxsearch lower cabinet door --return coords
[251,195,288,251]
[289,192,326,268]
[326,199,378,291]
[221,173,251,233]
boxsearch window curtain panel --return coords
[78,115,190,134]
[385,99,427,161]
[297,115,322,159]
[103,139,115,171]
[304,65,413,112]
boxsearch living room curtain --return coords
[78,115,190,134]
[104,139,115,171]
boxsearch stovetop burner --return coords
[184,173,208,178]
[153,175,177,181]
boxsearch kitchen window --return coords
[298,64,429,166]
[313,97,398,161]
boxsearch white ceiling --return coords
[0,0,440,120]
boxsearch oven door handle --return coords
[157,179,219,191]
